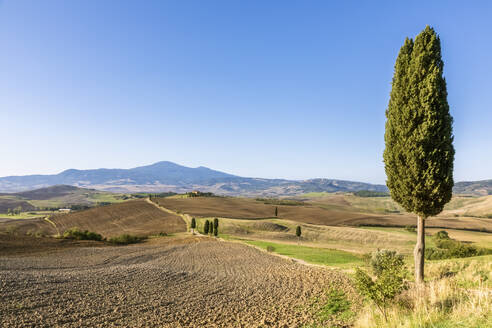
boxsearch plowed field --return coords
[0,236,356,327]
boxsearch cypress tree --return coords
[204,220,210,234]
[209,223,214,235]
[384,26,454,283]
[214,226,218,237]
[274,207,278,217]
[190,217,196,234]
[296,226,301,239]
[213,218,219,231]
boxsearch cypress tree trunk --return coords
[414,216,425,283]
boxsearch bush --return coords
[426,239,492,260]
[355,250,408,321]
[62,227,103,241]
[316,288,353,322]
[266,245,275,252]
[434,230,450,240]
[108,234,145,245]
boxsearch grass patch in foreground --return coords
[245,240,362,267]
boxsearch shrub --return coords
[426,240,492,260]
[266,245,275,252]
[355,250,408,321]
[434,230,450,240]
[108,234,145,245]
[62,227,103,241]
[316,289,353,322]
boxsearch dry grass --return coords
[355,256,492,327]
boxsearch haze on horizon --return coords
[1,1,491,184]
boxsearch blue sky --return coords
[1,1,491,184]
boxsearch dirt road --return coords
[0,236,355,327]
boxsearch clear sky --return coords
[1,1,491,184]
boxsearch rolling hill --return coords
[0,199,186,238]
[0,185,126,213]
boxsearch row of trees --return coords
[190,217,219,236]
[6,206,23,215]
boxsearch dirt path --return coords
[146,197,204,236]
[0,237,356,327]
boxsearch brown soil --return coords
[155,197,492,232]
[0,199,186,238]
[0,236,357,327]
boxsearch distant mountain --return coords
[0,161,389,196]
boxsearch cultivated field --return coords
[0,236,358,328]
[154,196,492,232]
[0,199,186,238]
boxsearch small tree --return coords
[190,217,196,234]
[209,223,214,235]
[275,206,278,217]
[355,250,408,321]
[214,226,218,237]
[296,225,301,242]
[204,220,210,234]
[213,218,219,231]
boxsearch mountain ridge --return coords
[0,161,489,196]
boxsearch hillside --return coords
[0,199,186,237]
[154,196,492,232]
[454,180,492,195]
[0,185,125,214]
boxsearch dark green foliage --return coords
[355,250,408,321]
[213,226,218,237]
[62,227,103,241]
[315,289,353,323]
[383,26,454,218]
[190,217,196,230]
[275,206,278,217]
[266,245,275,252]
[108,234,145,245]
[213,218,219,230]
[132,192,177,199]
[204,220,210,234]
[353,190,389,197]
[186,191,215,197]
[296,225,302,238]
[426,238,492,260]
[434,230,449,240]
[209,223,214,235]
